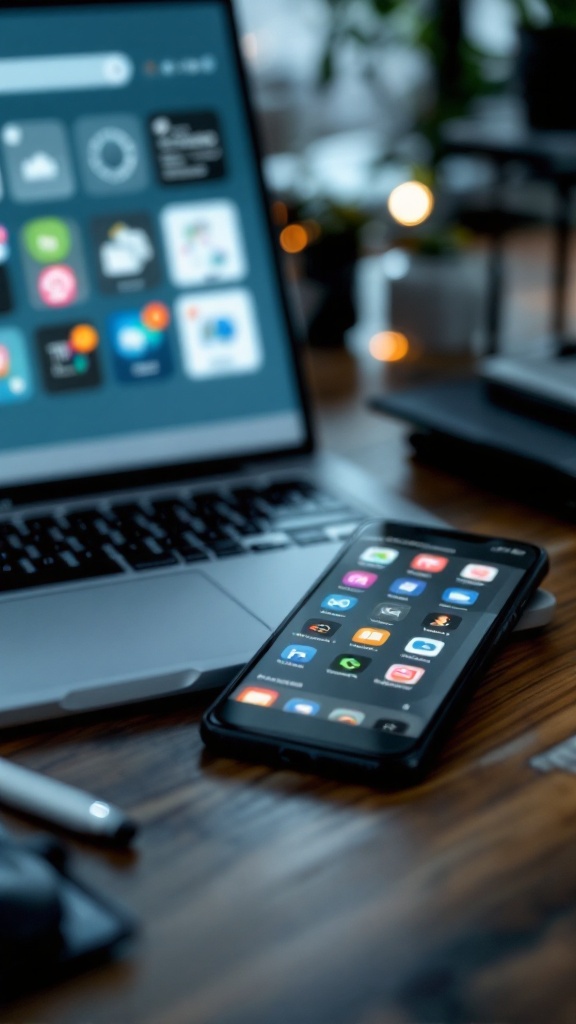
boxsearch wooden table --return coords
[3,349,576,1024]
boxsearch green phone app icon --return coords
[330,654,372,674]
[23,217,71,263]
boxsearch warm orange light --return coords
[271,200,289,227]
[387,181,434,227]
[69,324,99,354]
[369,331,410,362]
[142,302,170,331]
[279,223,308,254]
[301,219,322,243]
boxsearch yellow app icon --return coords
[352,627,391,647]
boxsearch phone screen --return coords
[211,522,545,757]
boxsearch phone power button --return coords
[496,614,517,642]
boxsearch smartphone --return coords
[201,520,549,785]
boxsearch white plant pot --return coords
[389,252,486,355]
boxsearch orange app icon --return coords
[352,627,391,647]
[410,553,449,573]
[236,686,278,707]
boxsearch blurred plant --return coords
[510,0,576,29]
[319,0,498,163]
[389,221,476,255]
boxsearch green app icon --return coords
[341,657,362,671]
[330,654,371,674]
[23,217,71,263]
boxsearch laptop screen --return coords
[0,0,309,489]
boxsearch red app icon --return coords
[385,664,425,685]
[460,563,499,582]
[235,686,279,707]
[410,553,449,573]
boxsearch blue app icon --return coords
[389,577,427,597]
[283,698,321,715]
[280,644,317,663]
[441,587,479,606]
[404,637,445,656]
[0,327,33,404]
[321,594,359,613]
[108,303,172,382]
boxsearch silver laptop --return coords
[0,0,437,728]
[480,352,576,428]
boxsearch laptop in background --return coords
[0,0,439,728]
[370,369,576,521]
[479,352,576,432]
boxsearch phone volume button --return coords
[496,615,516,642]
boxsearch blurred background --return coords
[232,0,576,380]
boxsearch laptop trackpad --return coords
[0,572,269,719]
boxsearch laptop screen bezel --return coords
[0,0,315,508]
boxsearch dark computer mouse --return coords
[0,828,136,1005]
[0,841,63,956]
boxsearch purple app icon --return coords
[342,569,378,590]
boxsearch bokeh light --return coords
[279,223,309,254]
[271,200,289,227]
[369,331,410,363]
[387,181,434,227]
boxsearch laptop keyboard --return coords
[0,480,363,592]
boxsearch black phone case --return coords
[201,525,549,787]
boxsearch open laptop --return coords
[0,0,441,728]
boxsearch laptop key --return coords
[169,537,208,562]
[207,538,245,557]
[21,515,61,537]
[271,510,361,532]
[0,548,123,591]
[116,540,179,571]
[290,528,331,545]
[242,531,291,551]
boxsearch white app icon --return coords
[87,126,137,185]
[161,199,247,287]
[460,563,499,583]
[175,288,263,379]
[1,120,75,202]
[100,223,153,277]
[404,636,445,657]
[359,546,398,567]
[21,151,59,183]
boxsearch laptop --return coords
[0,0,438,728]
[479,352,576,433]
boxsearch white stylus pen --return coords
[0,757,137,845]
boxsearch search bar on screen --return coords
[0,52,134,94]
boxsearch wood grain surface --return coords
[2,350,575,1024]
